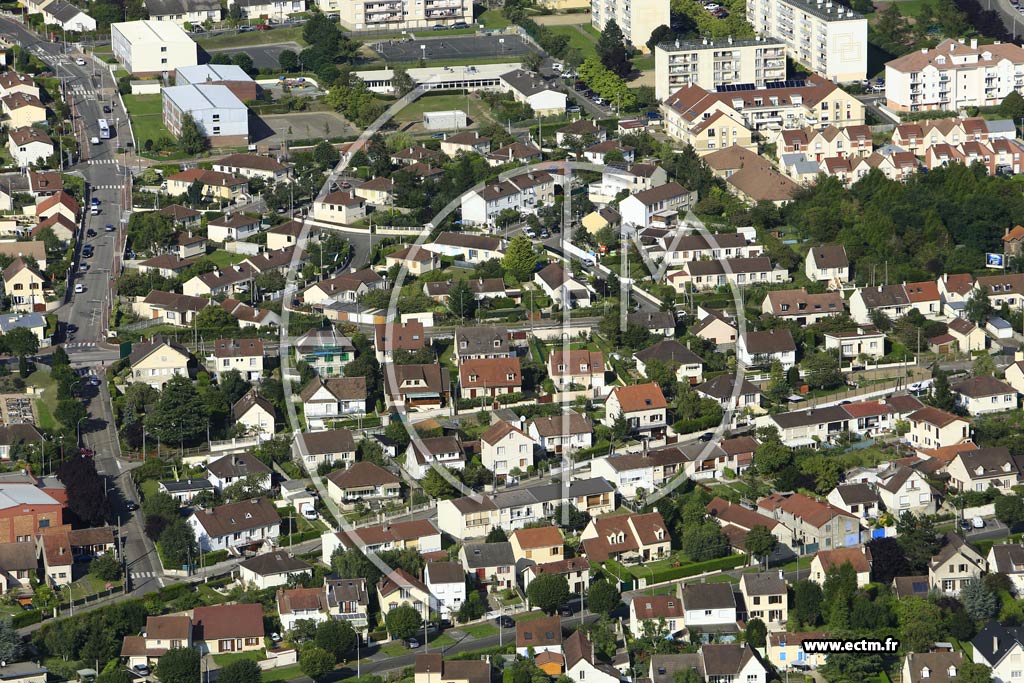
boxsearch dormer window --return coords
[469,374,479,382]
[921,667,930,679]
[948,666,957,677]
[493,340,501,347]
[506,373,515,381]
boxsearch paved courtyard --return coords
[370,33,531,62]
[253,111,359,144]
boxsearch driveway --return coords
[204,41,303,69]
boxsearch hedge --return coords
[13,609,42,628]
[642,554,746,584]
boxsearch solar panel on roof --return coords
[716,83,756,92]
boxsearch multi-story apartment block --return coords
[330,0,471,30]
[885,38,1024,112]
[591,0,668,54]
[746,0,867,82]
[655,36,787,100]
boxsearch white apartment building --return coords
[327,0,471,30]
[111,20,198,76]
[746,0,867,82]
[162,84,249,147]
[654,36,787,100]
[460,172,555,227]
[591,0,668,54]
[885,38,1024,112]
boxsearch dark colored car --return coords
[103,105,111,113]
[452,21,469,28]
[559,605,574,616]
[698,432,714,442]
[496,615,515,628]
[125,501,139,511]
[86,228,96,237]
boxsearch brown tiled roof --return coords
[146,615,191,640]
[631,594,684,620]
[206,452,270,480]
[953,375,1015,398]
[335,519,439,549]
[511,526,562,549]
[159,204,201,221]
[326,462,399,489]
[727,166,800,201]
[40,532,71,566]
[193,603,264,640]
[378,567,429,596]
[232,389,276,422]
[299,376,366,403]
[212,337,263,358]
[909,406,968,427]
[610,383,667,412]
[695,374,761,401]
[706,497,779,531]
[433,232,502,251]
[629,181,690,206]
[67,527,115,547]
[549,349,603,377]
[424,561,465,584]
[815,547,871,573]
[139,254,195,271]
[27,170,62,193]
[528,412,592,437]
[191,498,280,538]
[758,492,855,527]
[481,419,529,446]
[374,320,425,353]
[277,586,325,615]
[0,541,35,571]
[299,429,356,455]
[168,168,246,187]
[459,357,521,389]
[743,328,795,354]
[763,289,844,317]
[635,339,703,366]
[215,153,288,172]
[517,614,561,648]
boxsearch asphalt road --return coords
[0,16,164,594]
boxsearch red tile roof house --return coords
[579,511,671,563]
[602,383,668,441]
[374,320,426,363]
[459,356,522,399]
[320,519,442,564]
[186,497,281,553]
[757,492,860,554]
[547,350,606,391]
[120,615,193,670]
[193,603,264,655]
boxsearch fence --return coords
[223,240,264,255]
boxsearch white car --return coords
[972,516,985,529]
[704,2,720,10]
[302,508,317,520]
[90,137,100,145]
[74,284,84,294]
[523,228,536,238]
[75,57,86,66]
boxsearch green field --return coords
[261,665,303,683]
[461,623,498,638]
[207,249,247,267]
[391,92,488,123]
[123,94,170,150]
[198,26,306,50]
[545,25,598,61]
[477,8,511,28]
[212,650,266,666]
[27,369,58,430]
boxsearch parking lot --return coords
[204,41,303,70]
[0,394,36,426]
[370,33,532,63]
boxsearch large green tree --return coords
[502,235,537,283]
[145,375,208,445]
[217,659,262,683]
[384,604,421,639]
[299,645,335,681]
[157,647,200,683]
[596,20,631,77]
[177,114,208,156]
[527,573,571,614]
[315,619,357,662]
[587,579,621,616]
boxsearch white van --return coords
[90,136,100,145]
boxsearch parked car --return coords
[75,57,86,66]
[125,501,139,512]
[567,105,581,113]
[972,516,986,529]
[496,615,515,628]
[86,228,96,237]
[79,263,89,272]
[132,665,149,676]
[74,284,85,294]
[238,25,254,32]
[452,21,469,28]
[103,105,111,113]
[432,24,447,30]
[256,23,271,30]
[80,447,94,456]
[406,638,420,648]
[302,508,318,520]
[559,605,574,616]
[105,224,116,232]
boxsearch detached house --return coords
[603,383,668,441]
[929,532,986,595]
[299,376,367,429]
[953,375,1018,415]
[737,328,796,370]
[629,594,685,638]
[374,319,426,363]
[510,526,563,565]
[902,651,965,683]
[528,412,593,455]
[548,350,605,391]
[406,436,465,478]
[205,452,272,494]
[187,498,281,552]
[739,573,787,631]
[128,336,193,389]
[377,568,431,621]
[459,357,522,399]
[973,621,1024,683]
[481,420,535,484]
[453,325,510,364]
[459,541,515,591]
[634,339,704,384]
[424,561,466,619]
[679,582,738,634]
[120,615,193,671]
[947,446,1021,493]
[322,519,441,563]
[987,543,1024,594]
[908,406,971,450]
[209,338,264,381]
[580,511,671,563]
[804,245,850,288]
[534,263,591,309]
[326,462,401,503]
[295,429,356,472]
[810,547,872,587]
[383,364,451,411]
[761,289,844,325]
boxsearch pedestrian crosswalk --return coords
[87,159,120,165]
[70,85,94,97]
[65,342,97,349]
[132,571,159,580]
[91,184,124,190]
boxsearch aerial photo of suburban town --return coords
[8,0,1024,680]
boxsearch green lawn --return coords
[261,665,303,683]
[198,26,306,50]
[27,369,58,430]
[462,623,498,638]
[122,94,170,150]
[633,55,654,71]
[212,649,266,666]
[141,479,159,501]
[545,25,598,61]
[513,610,549,622]
[71,573,125,599]
[207,249,247,267]
[390,92,487,124]
[378,642,409,656]
[429,633,457,648]
[477,8,511,28]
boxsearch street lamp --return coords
[76,415,88,447]
[61,583,73,616]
